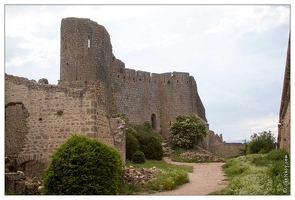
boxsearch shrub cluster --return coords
[125,124,163,161]
[42,134,122,195]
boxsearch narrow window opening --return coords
[151,113,157,130]
[88,36,90,49]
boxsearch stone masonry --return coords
[5,74,125,179]
[278,34,290,155]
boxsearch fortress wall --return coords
[5,74,123,178]
[110,66,208,138]
[59,17,208,139]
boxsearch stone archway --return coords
[151,113,157,130]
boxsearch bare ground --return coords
[151,157,228,195]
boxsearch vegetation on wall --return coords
[170,115,207,149]
[111,113,129,123]
[42,134,122,195]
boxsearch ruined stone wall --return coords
[5,74,124,178]
[210,143,244,158]
[198,130,243,158]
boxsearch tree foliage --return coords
[246,131,276,154]
[170,115,207,149]
[42,134,122,195]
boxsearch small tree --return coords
[42,134,122,195]
[170,115,207,149]
[247,131,276,154]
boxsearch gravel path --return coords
[152,157,228,195]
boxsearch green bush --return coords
[247,131,276,154]
[133,124,161,141]
[170,115,207,149]
[126,129,140,160]
[131,124,163,160]
[42,134,122,195]
[135,134,163,160]
[132,151,146,164]
[266,149,289,161]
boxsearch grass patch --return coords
[126,159,193,173]
[211,149,290,195]
[146,169,189,191]
[123,159,193,194]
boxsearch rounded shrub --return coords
[132,151,146,164]
[42,134,122,195]
[126,128,140,160]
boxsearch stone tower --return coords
[59,17,117,114]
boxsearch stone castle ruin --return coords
[5,18,242,186]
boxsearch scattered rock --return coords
[180,147,225,162]
[122,166,163,188]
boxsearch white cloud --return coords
[134,42,150,50]
[239,114,279,137]
[205,5,290,36]
[186,16,193,26]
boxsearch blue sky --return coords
[4,4,291,142]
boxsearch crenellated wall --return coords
[109,66,207,137]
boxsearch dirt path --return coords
[152,157,228,195]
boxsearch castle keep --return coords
[58,17,207,137]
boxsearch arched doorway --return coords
[151,113,157,130]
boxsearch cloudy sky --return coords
[4,4,290,142]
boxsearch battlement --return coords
[111,66,193,84]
